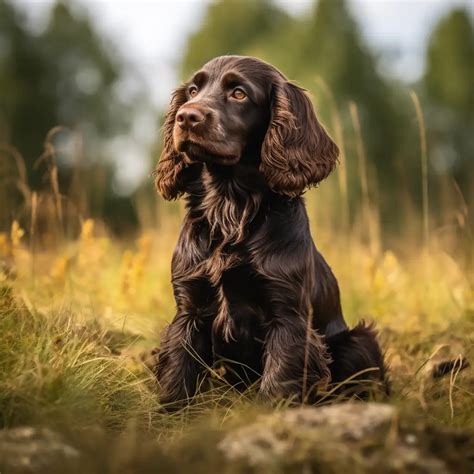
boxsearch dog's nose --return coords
[176,107,205,130]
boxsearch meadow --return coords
[0,106,473,472]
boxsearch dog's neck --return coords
[194,162,266,245]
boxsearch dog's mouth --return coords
[176,137,240,166]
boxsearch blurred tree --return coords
[39,2,127,144]
[423,8,474,202]
[0,0,54,227]
[0,0,129,186]
[269,0,407,227]
[0,0,138,234]
[179,0,409,233]
[425,9,474,114]
[181,0,290,78]
[0,0,55,179]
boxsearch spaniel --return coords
[154,55,387,406]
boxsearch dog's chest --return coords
[199,183,266,342]
[199,169,262,245]
[196,170,262,283]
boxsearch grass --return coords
[0,96,473,470]
[0,208,473,471]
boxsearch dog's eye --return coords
[231,88,246,100]
[188,86,198,97]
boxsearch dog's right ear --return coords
[154,85,188,200]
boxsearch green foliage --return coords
[0,1,128,177]
[0,0,56,177]
[1,0,473,235]
[423,8,474,204]
[271,0,406,223]
[0,0,142,233]
[179,0,413,233]
[425,9,474,113]
[181,0,289,78]
[39,2,126,138]
[177,0,474,238]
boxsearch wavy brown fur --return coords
[153,56,387,407]
[261,81,339,198]
[154,85,188,200]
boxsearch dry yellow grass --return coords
[0,102,473,470]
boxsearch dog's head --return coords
[155,55,339,199]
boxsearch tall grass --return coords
[410,91,430,249]
[0,89,472,471]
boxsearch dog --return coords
[153,55,387,406]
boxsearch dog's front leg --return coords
[155,277,216,407]
[257,261,331,402]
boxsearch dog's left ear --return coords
[260,81,339,198]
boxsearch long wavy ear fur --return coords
[260,81,339,198]
[154,85,188,200]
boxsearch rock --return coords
[219,402,449,473]
[220,402,395,465]
[0,427,80,473]
[279,401,395,441]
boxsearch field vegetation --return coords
[0,109,472,471]
[1,0,473,471]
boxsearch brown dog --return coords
[154,56,387,406]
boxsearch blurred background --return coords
[1,0,473,249]
[0,1,473,435]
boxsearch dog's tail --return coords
[325,321,390,399]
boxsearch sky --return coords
[12,0,473,193]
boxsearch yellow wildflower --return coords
[11,220,24,248]
[0,233,10,256]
